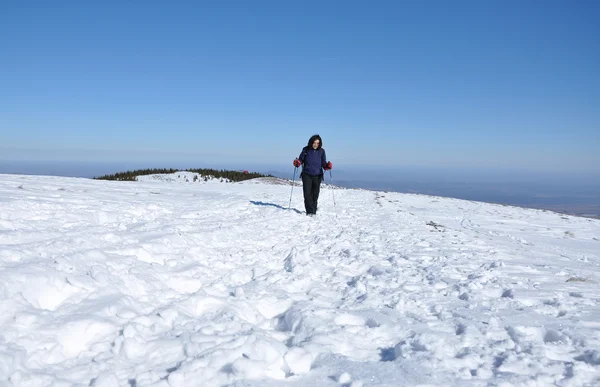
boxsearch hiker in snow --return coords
[293,134,333,216]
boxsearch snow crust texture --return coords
[0,174,599,386]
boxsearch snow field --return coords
[0,174,599,386]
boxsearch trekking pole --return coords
[288,167,298,209]
[329,170,337,212]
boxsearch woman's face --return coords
[312,139,320,149]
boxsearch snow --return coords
[0,172,599,386]
[136,171,231,184]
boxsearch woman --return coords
[293,134,333,216]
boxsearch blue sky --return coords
[1,0,599,175]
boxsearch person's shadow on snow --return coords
[250,201,303,214]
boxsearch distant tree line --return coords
[94,168,271,182]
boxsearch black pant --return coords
[302,173,322,214]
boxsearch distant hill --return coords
[93,168,271,182]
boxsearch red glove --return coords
[323,161,332,170]
[293,159,302,167]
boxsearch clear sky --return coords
[1,0,599,175]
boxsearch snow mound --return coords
[0,173,599,386]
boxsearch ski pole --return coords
[288,167,298,209]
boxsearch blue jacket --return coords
[299,146,326,177]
